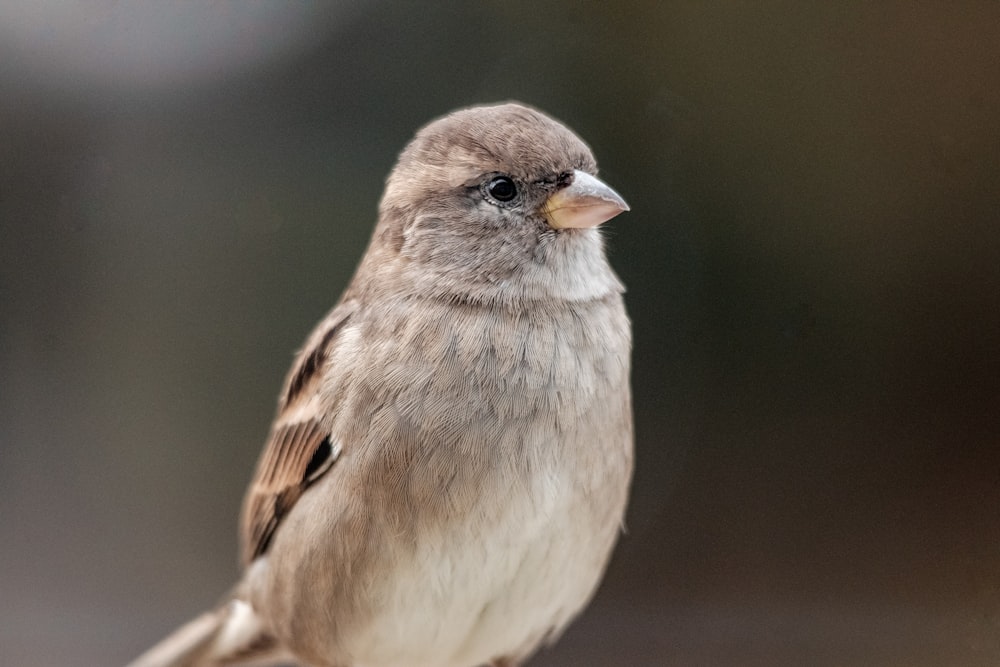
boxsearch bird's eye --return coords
[483,176,518,204]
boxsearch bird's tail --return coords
[126,600,287,667]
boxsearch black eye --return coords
[484,176,518,204]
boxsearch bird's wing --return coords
[239,301,357,566]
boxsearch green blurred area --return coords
[2,2,999,665]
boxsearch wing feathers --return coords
[239,303,355,566]
[242,420,334,564]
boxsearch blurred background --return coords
[2,2,999,665]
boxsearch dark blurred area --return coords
[2,2,999,665]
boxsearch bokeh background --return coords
[2,2,999,665]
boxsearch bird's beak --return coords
[541,170,630,229]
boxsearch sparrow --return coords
[127,102,632,667]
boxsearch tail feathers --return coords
[127,600,287,667]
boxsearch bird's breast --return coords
[342,296,631,664]
[265,294,632,667]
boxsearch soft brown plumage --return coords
[128,102,632,667]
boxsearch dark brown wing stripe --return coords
[284,318,348,407]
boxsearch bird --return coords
[127,102,633,667]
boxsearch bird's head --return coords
[361,102,629,306]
